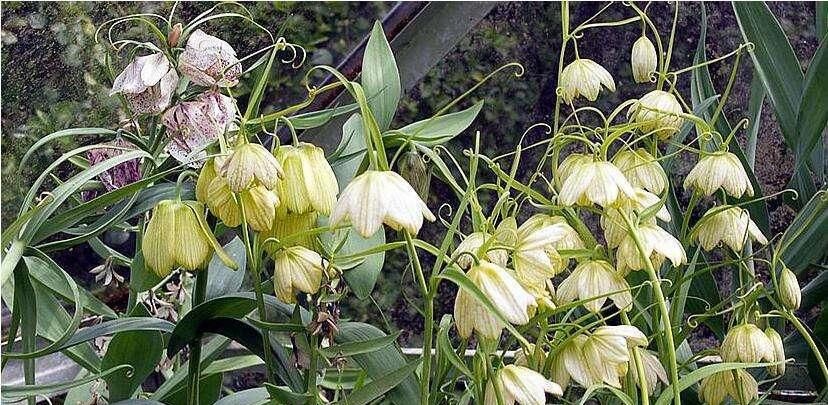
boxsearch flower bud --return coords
[631,36,657,83]
[483,365,562,405]
[765,327,786,376]
[168,23,183,48]
[330,170,435,238]
[142,199,235,276]
[397,150,431,200]
[110,52,178,115]
[220,142,283,192]
[629,90,683,139]
[694,206,767,252]
[778,267,801,310]
[272,246,326,303]
[684,151,753,198]
[559,58,616,103]
[163,91,236,166]
[275,142,338,216]
[720,323,774,363]
[178,29,241,87]
[454,261,535,340]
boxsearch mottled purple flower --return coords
[178,30,241,87]
[163,90,236,166]
[82,138,141,201]
[110,52,178,115]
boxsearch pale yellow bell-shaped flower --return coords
[559,58,616,103]
[196,158,218,203]
[629,90,683,139]
[512,215,577,285]
[601,187,672,248]
[631,36,657,83]
[765,327,787,376]
[262,211,319,254]
[629,348,669,394]
[693,206,767,252]
[238,185,280,232]
[275,142,338,216]
[557,260,632,313]
[558,160,634,207]
[272,246,325,303]
[453,261,535,340]
[699,369,758,405]
[484,365,562,405]
[550,335,593,390]
[554,153,593,190]
[720,323,775,363]
[220,142,284,192]
[452,231,509,270]
[616,223,685,274]
[778,267,801,310]
[142,199,236,277]
[684,151,753,198]
[612,148,666,194]
[581,325,648,387]
[330,170,435,238]
[203,165,279,232]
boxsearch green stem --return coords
[239,203,277,385]
[307,330,319,404]
[788,312,828,386]
[680,191,700,243]
[186,269,209,405]
[621,214,681,405]
[710,49,743,131]
[405,230,432,405]
[659,2,680,90]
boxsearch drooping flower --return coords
[631,36,657,83]
[199,158,279,231]
[142,199,235,276]
[559,58,616,103]
[550,335,594,390]
[693,206,768,252]
[512,215,575,285]
[163,90,236,165]
[601,187,672,248]
[110,52,178,115]
[178,29,242,87]
[720,323,775,364]
[557,260,632,313]
[581,325,648,387]
[82,138,141,200]
[452,231,509,270]
[272,246,326,303]
[274,143,339,216]
[454,261,535,340]
[219,142,284,192]
[616,223,685,274]
[330,170,435,238]
[684,151,753,198]
[554,153,593,190]
[612,148,666,194]
[778,267,801,311]
[629,90,683,139]
[397,149,431,199]
[629,348,669,394]
[699,369,758,405]
[558,160,634,207]
[484,365,562,405]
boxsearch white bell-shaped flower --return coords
[684,151,753,198]
[484,365,562,405]
[559,58,616,103]
[557,260,632,313]
[693,206,767,252]
[558,160,634,207]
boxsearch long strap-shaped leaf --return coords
[1,364,132,399]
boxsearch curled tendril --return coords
[736,282,764,300]
[437,203,454,229]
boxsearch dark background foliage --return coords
[1,2,821,348]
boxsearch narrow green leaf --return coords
[779,191,828,274]
[1,365,132,398]
[166,296,259,357]
[388,100,484,146]
[18,127,117,172]
[201,355,263,375]
[243,48,277,122]
[152,338,231,401]
[818,3,828,38]
[654,360,781,405]
[362,20,401,131]
[319,331,400,358]
[436,315,472,377]
[24,255,116,318]
[164,372,223,405]
[213,388,270,405]
[336,359,421,405]
[205,237,247,300]
[794,32,828,176]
